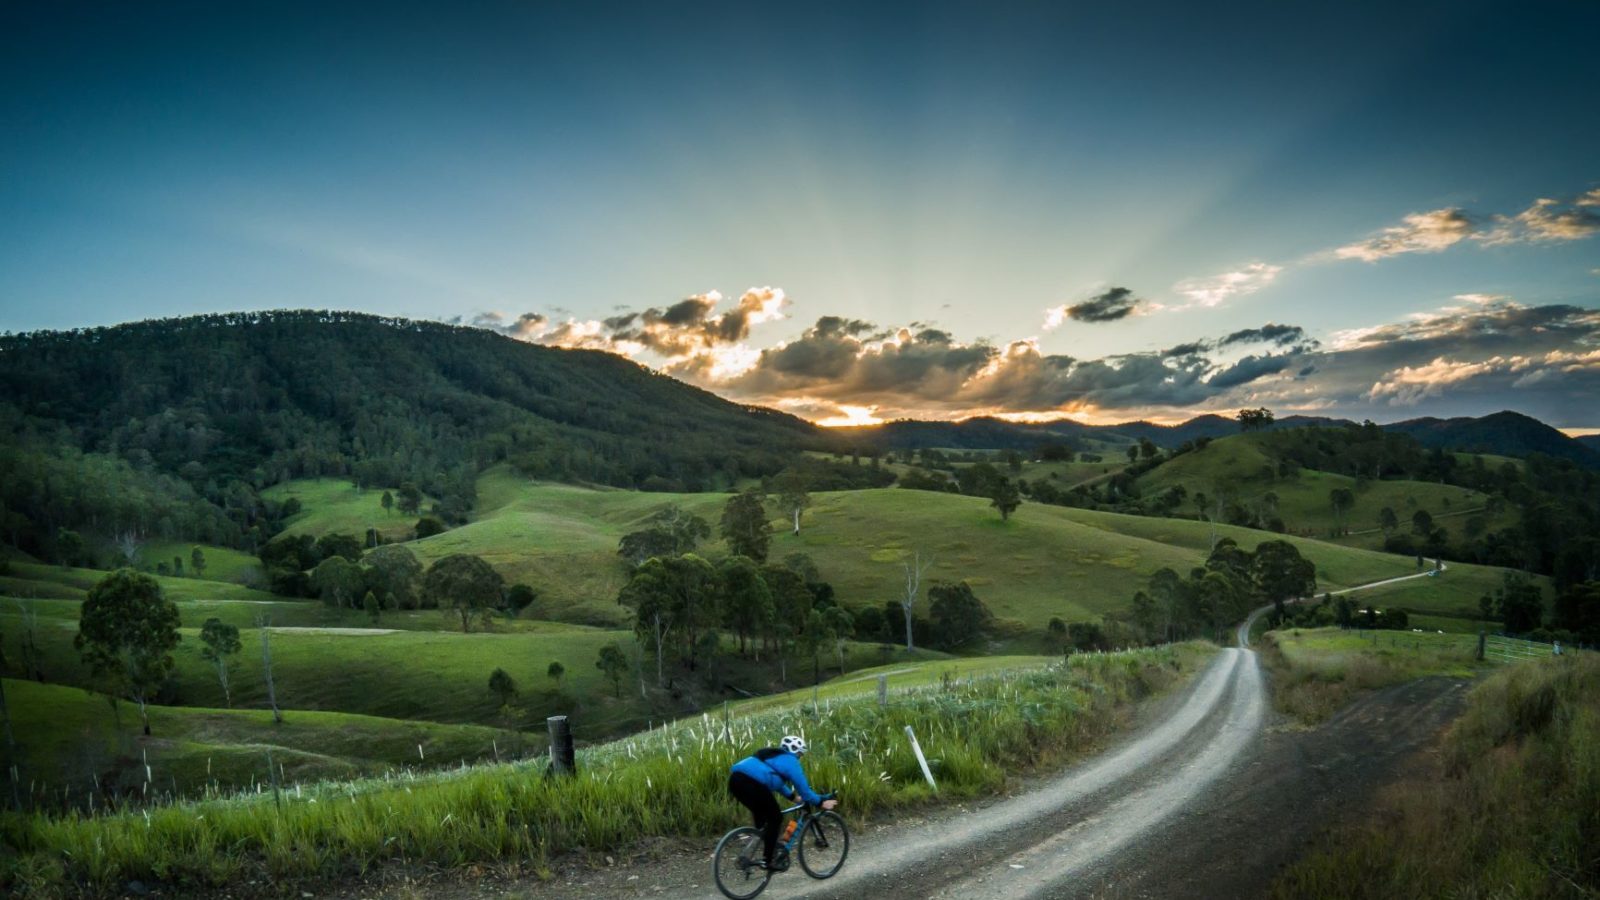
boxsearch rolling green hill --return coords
[1135,433,1516,548]
[268,468,1539,630]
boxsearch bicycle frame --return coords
[776,792,834,854]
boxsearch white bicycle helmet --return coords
[779,735,808,756]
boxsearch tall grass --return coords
[1261,628,1483,725]
[1272,652,1600,899]
[2,644,1209,897]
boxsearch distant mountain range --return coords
[839,410,1600,468]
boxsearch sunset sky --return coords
[3,1,1597,427]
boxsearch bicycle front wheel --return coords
[713,825,772,900]
[797,810,850,879]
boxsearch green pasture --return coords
[3,678,539,802]
[262,479,425,543]
[269,471,1537,633]
[139,541,264,585]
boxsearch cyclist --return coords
[727,735,837,870]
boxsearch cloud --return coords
[1217,323,1313,349]
[1334,208,1477,262]
[1256,301,1600,425]
[708,314,1315,420]
[1479,192,1600,245]
[1208,354,1297,389]
[1329,187,1600,263]
[1366,356,1502,405]
[1044,287,1143,328]
[1172,263,1282,308]
[463,285,1600,428]
[483,287,789,378]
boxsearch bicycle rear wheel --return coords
[797,810,850,879]
[712,825,772,900]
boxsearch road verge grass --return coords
[1,643,1213,897]
[1271,652,1600,899]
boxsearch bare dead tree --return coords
[899,551,935,651]
[257,616,282,724]
[113,530,144,567]
[13,601,43,681]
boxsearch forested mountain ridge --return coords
[0,310,821,557]
[839,410,1600,466]
[1384,411,1600,468]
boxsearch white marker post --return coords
[904,725,937,791]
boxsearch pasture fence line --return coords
[1483,633,1577,663]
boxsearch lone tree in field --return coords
[1328,488,1355,536]
[199,617,242,707]
[1493,572,1544,634]
[1250,540,1317,619]
[718,555,774,656]
[424,554,505,633]
[1412,509,1434,535]
[311,555,364,608]
[929,581,993,649]
[366,544,423,609]
[617,506,711,567]
[721,488,773,562]
[1236,407,1275,432]
[547,660,565,691]
[990,477,1021,521]
[1378,506,1399,535]
[1047,616,1069,652]
[824,604,854,673]
[898,551,935,651]
[381,490,394,516]
[363,590,381,623]
[75,570,181,736]
[190,546,206,579]
[596,643,628,698]
[488,667,517,706]
[503,583,538,617]
[396,482,422,516]
[773,469,812,536]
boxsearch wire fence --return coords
[1483,633,1588,663]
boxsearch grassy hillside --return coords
[261,469,1539,630]
[4,679,540,804]
[139,541,264,585]
[2,561,281,605]
[1136,433,1515,547]
[263,479,432,543]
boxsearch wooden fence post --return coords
[547,715,576,776]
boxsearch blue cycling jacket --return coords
[730,748,823,805]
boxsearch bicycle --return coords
[712,791,849,899]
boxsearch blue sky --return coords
[3,1,1597,426]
